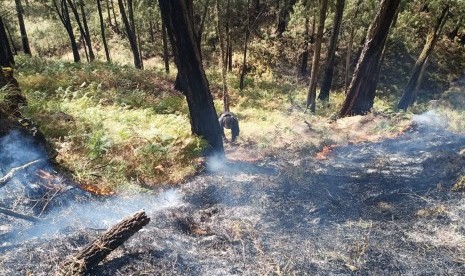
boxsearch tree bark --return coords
[318,0,345,101]
[397,5,449,111]
[158,0,224,156]
[339,0,400,117]
[118,0,142,69]
[239,0,251,91]
[15,0,31,55]
[59,211,150,276]
[305,0,328,112]
[97,0,111,62]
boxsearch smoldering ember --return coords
[2,0,465,275]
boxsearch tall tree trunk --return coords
[339,0,401,117]
[161,20,170,74]
[158,0,224,156]
[305,0,328,112]
[276,0,297,36]
[397,5,449,111]
[97,0,111,62]
[15,0,31,55]
[216,0,229,112]
[53,0,80,62]
[0,17,14,67]
[78,0,95,61]
[239,0,251,91]
[118,0,142,69]
[318,0,345,101]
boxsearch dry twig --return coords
[0,159,42,188]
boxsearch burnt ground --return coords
[2,115,465,275]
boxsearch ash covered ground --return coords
[2,112,465,275]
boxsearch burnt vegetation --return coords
[2,0,465,275]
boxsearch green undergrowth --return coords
[16,56,200,191]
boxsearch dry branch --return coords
[59,210,150,275]
[0,207,40,222]
[0,159,41,188]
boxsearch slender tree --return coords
[161,20,170,74]
[158,0,224,156]
[97,0,111,61]
[225,0,232,72]
[339,0,401,117]
[118,0,142,69]
[67,0,94,61]
[4,23,18,55]
[298,11,310,77]
[318,0,345,101]
[15,0,31,55]
[78,0,94,61]
[397,5,450,111]
[51,0,80,62]
[110,0,120,31]
[344,0,363,92]
[276,0,297,36]
[216,0,229,112]
[239,0,251,91]
[305,0,328,112]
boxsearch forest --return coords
[1,0,465,275]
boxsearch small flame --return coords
[316,145,334,160]
[79,183,115,195]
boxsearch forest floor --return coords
[1,109,465,275]
[1,58,465,274]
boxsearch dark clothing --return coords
[218,112,240,142]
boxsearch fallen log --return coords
[58,210,150,276]
[0,207,40,222]
[0,159,41,188]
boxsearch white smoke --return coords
[20,189,184,240]
[0,131,185,243]
[412,110,448,128]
